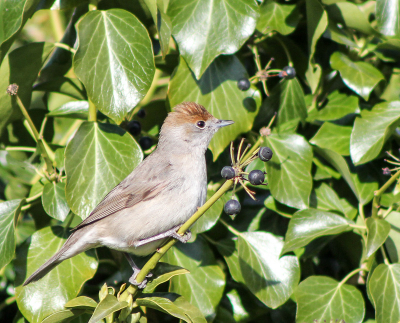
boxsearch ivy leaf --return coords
[310,183,347,215]
[216,238,245,284]
[369,264,400,322]
[350,101,400,165]
[33,77,86,100]
[42,182,70,221]
[386,211,400,262]
[282,209,354,254]
[366,218,391,258]
[305,0,328,93]
[191,189,226,234]
[310,123,352,156]
[295,276,365,323]
[65,122,143,219]
[65,296,98,310]
[265,133,313,209]
[257,0,300,35]
[88,294,127,323]
[258,78,307,128]
[163,237,225,321]
[74,9,155,123]
[330,51,385,100]
[307,90,360,121]
[168,56,261,160]
[238,231,300,308]
[41,309,87,323]
[167,0,259,78]
[15,226,98,323]
[137,292,206,323]
[326,2,375,35]
[376,0,400,37]
[0,42,54,134]
[47,101,89,119]
[0,199,24,269]
[143,263,190,293]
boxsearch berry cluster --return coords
[221,141,273,217]
[126,109,154,151]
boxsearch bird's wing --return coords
[72,156,172,231]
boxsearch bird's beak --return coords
[216,119,234,128]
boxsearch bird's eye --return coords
[196,120,206,129]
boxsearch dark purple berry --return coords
[237,78,250,91]
[280,66,296,79]
[221,166,236,179]
[224,199,241,216]
[259,146,273,162]
[137,109,146,118]
[248,170,265,185]
[139,137,153,150]
[127,121,141,136]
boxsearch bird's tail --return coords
[23,233,81,286]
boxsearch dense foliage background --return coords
[1,0,400,322]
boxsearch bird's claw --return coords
[172,230,191,243]
[128,268,153,289]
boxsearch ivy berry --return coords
[237,78,250,91]
[280,66,296,79]
[258,146,273,162]
[248,170,265,185]
[221,166,236,179]
[127,120,141,136]
[224,199,241,216]
[139,136,153,150]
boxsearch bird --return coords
[23,102,234,288]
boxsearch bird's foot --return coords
[171,229,191,243]
[128,268,153,289]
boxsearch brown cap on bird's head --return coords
[164,102,214,128]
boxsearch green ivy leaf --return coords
[65,122,143,219]
[163,238,225,321]
[41,309,86,323]
[376,0,400,37]
[295,276,365,323]
[257,0,300,35]
[265,133,313,209]
[386,211,400,262]
[74,9,155,123]
[143,263,189,293]
[15,226,98,323]
[366,218,391,258]
[47,101,89,119]
[369,264,400,322]
[42,182,70,221]
[310,183,347,215]
[33,77,86,100]
[167,0,259,78]
[65,296,98,310]
[88,294,127,323]
[282,209,354,254]
[305,0,327,93]
[168,56,261,160]
[137,292,206,323]
[0,199,24,269]
[326,2,375,35]
[238,231,300,308]
[216,238,245,284]
[0,42,54,134]
[264,196,296,218]
[191,189,226,234]
[314,147,378,205]
[310,123,352,156]
[259,78,307,128]
[307,90,359,121]
[350,101,400,165]
[330,51,385,100]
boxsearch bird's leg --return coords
[124,253,152,289]
[134,226,191,247]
